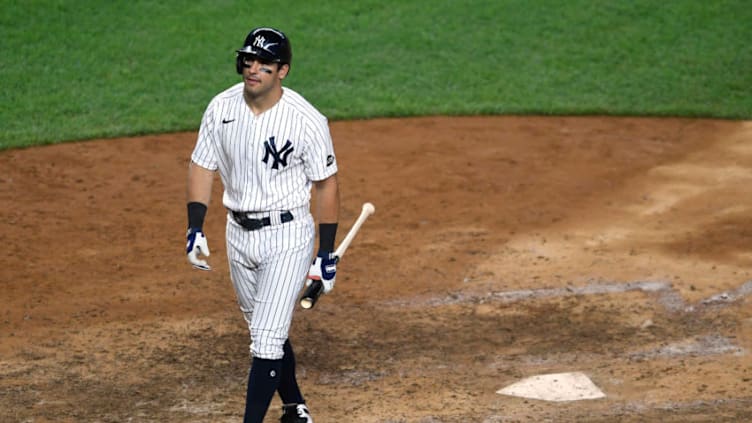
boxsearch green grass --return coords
[1,0,750,149]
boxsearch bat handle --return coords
[300,280,324,309]
[300,255,340,309]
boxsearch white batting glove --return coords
[306,251,337,293]
[186,228,211,271]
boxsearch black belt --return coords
[231,210,294,231]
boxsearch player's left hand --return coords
[306,251,337,293]
[186,228,211,271]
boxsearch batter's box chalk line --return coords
[388,280,752,313]
[628,334,745,360]
[497,371,606,402]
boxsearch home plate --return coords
[497,372,606,402]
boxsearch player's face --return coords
[241,55,288,98]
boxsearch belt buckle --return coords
[244,218,264,230]
[233,211,264,231]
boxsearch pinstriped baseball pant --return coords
[225,206,314,360]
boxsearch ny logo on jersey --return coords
[262,136,294,169]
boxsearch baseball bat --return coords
[300,202,375,309]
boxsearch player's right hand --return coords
[186,228,211,271]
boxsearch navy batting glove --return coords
[186,228,211,271]
[306,251,337,293]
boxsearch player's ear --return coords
[278,63,290,80]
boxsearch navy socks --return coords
[277,339,305,405]
[243,340,304,422]
[243,357,282,423]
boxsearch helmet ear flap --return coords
[236,54,244,74]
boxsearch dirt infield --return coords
[2,116,751,422]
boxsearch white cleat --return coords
[280,403,313,423]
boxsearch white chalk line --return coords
[501,334,745,371]
[385,280,752,313]
[386,280,751,361]
[628,334,745,360]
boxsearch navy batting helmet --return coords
[236,27,292,74]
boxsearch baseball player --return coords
[185,27,339,423]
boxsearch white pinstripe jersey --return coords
[191,84,338,212]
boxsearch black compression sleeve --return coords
[318,223,338,252]
[187,202,208,230]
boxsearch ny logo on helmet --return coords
[262,136,294,169]
[254,36,277,50]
